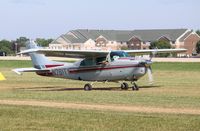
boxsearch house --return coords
[49,29,200,56]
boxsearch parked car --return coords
[0,51,6,56]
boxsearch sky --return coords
[0,0,199,40]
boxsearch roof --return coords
[132,29,188,42]
[71,29,133,41]
[179,30,193,42]
[52,29,189,44]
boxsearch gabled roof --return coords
[179,30,193,42]
[70,29,133,42]
[51,29,190,44]
[62,34,85,43]
[132,29,188,42]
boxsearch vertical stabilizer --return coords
[26,41,64,69]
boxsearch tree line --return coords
[0,37,53,55]
[0,30,200,56]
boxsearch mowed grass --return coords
[0,60,200,108]
[0,60,200,130]
[0,105,200,131]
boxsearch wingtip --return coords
[12,69,22,75]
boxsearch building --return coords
[49,29,200,56]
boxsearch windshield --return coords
[110,51,129,61]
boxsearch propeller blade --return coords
[147,67,153,85]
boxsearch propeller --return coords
[146,66,153,84]
[139,50,158,84]
[139,60,154,84]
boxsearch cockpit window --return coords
[110,51,129,61]
[96,57,107,65]
[80,56,107,66]
[80,58,95,66]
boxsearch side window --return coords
[96,57,107,65]
[80,58,95,66]
[80,60,86,66]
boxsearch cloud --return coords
[10,0,46,5]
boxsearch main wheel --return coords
[84,84,92,91]
[121,82,129,90]
[132,83,139,91]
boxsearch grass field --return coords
[0,60,200,130]
[1,105,200,131]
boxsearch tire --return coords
[135,84,139,91]
[84,84,92,91]
[132,84,136,91]
[132,83,139,91]
[121,83,129,90]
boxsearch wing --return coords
[12,68,50,75]
[18,48,186,58]
[18,49,110,57]
[124,48,187,55]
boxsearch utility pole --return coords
[15,42,18,55]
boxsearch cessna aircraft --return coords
[13,41,186,91]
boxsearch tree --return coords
[0,40,14,55]
[121,45,129,50]
[36,38,54,47]
[149,40,171,57]
[196,40,200,54]
[16,37,29,47]
[196,30,200,36]
[150,40,171,49]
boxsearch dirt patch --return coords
[0,99,200,115]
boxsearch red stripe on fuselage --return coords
[36,72,53,76]
[68,65,144,74]
[45,64,64,68]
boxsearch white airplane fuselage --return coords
[37,58,147,82]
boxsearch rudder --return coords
[26,41,64,69]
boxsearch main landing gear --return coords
[83,82,139,91]
[120,82,139,91]
[84,83,92,91]
[121,82,129,90]
[131,82,139,91]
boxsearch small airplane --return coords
[13,41,186,91]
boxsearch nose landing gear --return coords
[120,82,139,91]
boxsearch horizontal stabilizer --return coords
[12,68,50,75]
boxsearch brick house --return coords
[49,29,200,56]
